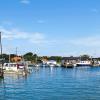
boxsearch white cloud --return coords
[1,26,100,56]
[1,26,100,48]
[20,0,30,4]
[70,35,100,47]
[0,26,58,48]
[0,26,60,48]
[0,27,46,45]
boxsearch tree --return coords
[49,56,62,63]
[0,54,9,62]
[80,54,90,60]
[23,52,38,63]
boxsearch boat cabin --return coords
[3,63,25,71]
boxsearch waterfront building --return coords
[11,56,22,62]
[61,56,92,67]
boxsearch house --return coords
[62,56,80,64]
[11,56,22,62]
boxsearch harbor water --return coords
[0,66,100,100]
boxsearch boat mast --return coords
[16,47,17,56]
[0,32,2,60]
[0,32,4,78]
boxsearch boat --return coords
[46,60,57,67]
[48,63,56,67]
[35,63,42,67]
[76,61,92,66]
[61,63,74,68]
[3,63,25,72]
[28,64,36,67]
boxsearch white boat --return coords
[48,63,55,67]
[35,63,42,67]
[76,61,91,66]
[3,63,25,72]
[46,60,57,67]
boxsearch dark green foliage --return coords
[48,56,62,63]
[23,52,38,63]
[0,54,9,63]
[80,54,90,60]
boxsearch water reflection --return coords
[0,79,6,100]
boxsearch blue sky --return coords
[0,0,99,56]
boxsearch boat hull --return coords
[61,64,74,68]
[76,64,92,66]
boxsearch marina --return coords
[1,66,100,100]
[0,0,99,99]
[1,52,100,100]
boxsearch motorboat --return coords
[61,62,74,68]
[46,60,57,67]
[3,63,25,72]
[76,61,92,66]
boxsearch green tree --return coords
[23,52,38,63]
[80,54,90,60]
[49,56,62,63]
[0,54,9,62]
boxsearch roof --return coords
[62,56,91,60]
[62,57,80,60]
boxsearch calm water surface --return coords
[0,67,100,100]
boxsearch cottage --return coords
[11,56,22,62]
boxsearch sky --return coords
[0,0,99,57]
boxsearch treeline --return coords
[0,52,38,63]
[0,52,62,63]
[22,52,63,63]
[0,52,99,63]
